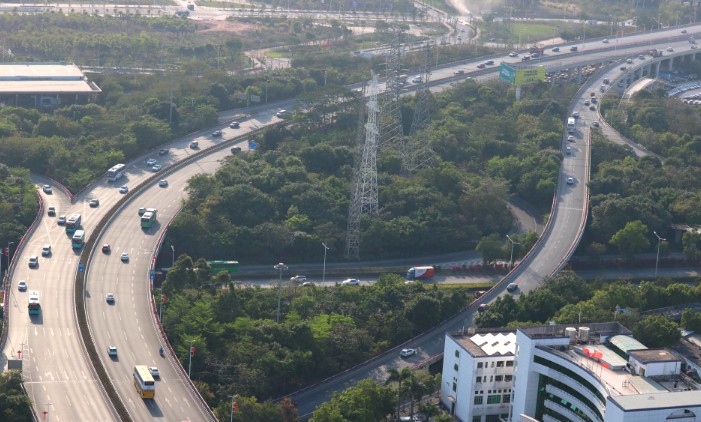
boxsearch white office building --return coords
[441,322,701,422]
[440,327,517,422]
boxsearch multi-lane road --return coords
[3,22,700,421]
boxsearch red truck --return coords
[406,266,436,280]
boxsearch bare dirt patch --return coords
[194,18,257,34]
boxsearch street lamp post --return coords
[187,339,195,378]
[654,231,666,278]
[274,263,287,323]
[4,241,14,283]
[322,243,330,283]
[229,394,237,422]
[506,235,520,269]
[170,245,175,267]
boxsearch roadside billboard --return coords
[500,63,546,85]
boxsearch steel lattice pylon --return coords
[345,74,380,260]
[378,28,404,149]
[403,42,435,175]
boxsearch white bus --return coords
[107,163,126,182]
[566,117,576,133]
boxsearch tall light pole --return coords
[170,244,175,267]
[187,339,195,378]
[229,394,237,422]
[654,231,666,278]
[506,235,520,269]
[4,241,14,282]
[274,263,287,323]
[322,243,330,283]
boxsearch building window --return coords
[496,361,504,367]
[491,361,495,368]
[505,375,513,382]
[452,382,457,392]
[455,350,460,358]
[495,375,503,382]
[454,363,459,371]
[503,394,511,404]
[472,417,482,422]
[477,362,483,369]
[487,395,501,404]
[486,416,501,422]
[474,395,484,405]
[506,361,514,367]
[476,376,482,383]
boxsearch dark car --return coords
[476,63,486,69]
[102,244,111,253]
[158,148,169,156]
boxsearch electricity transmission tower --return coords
[345,74,381,260]
[378,27,404,149]
[403,41,435,175]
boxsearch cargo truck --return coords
[406,266,435,280]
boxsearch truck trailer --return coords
[406,266,436,280]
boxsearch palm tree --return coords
[385,367,412,420]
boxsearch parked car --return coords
[400,348,416,357]
[229,121,240,129]
[158,148,169,156]
[151,164,162,172]
[146,158,157,166]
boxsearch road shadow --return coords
[144,397,164,417]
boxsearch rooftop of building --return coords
[532,325,700,410]
[629,348,681,364]
[449,327,516,358]
[0,62,100,94]
[519,321,632,340]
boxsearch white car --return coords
[567,135,575,142]
[158,179,168,187]
[567,177,574,185]
[400,348,416,357]
[211,130,223,137]
[341,278,360,286]
[42,185,52,194]
[120,252,129,262]
[667,47,674,52]
[508,51,518,57]
[151,164,162,172]
[105,293,115,303]
[149,367,160,378]
[290,275,307,282]
[146,158,157,166]
[28,255,38,268]
[17,280,27,291]
[602,38,609,43]
[108,346,118,357]
[119,185,128,194]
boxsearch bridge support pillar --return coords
[653,62,660,78]
[577,66,582,85]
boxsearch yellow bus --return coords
[133,365,155,399]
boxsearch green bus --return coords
[207,261,239,275]
[141,209,157,228]
[72,230,85,249]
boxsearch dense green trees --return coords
[160,266,471,413]
[0,371,33,421]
